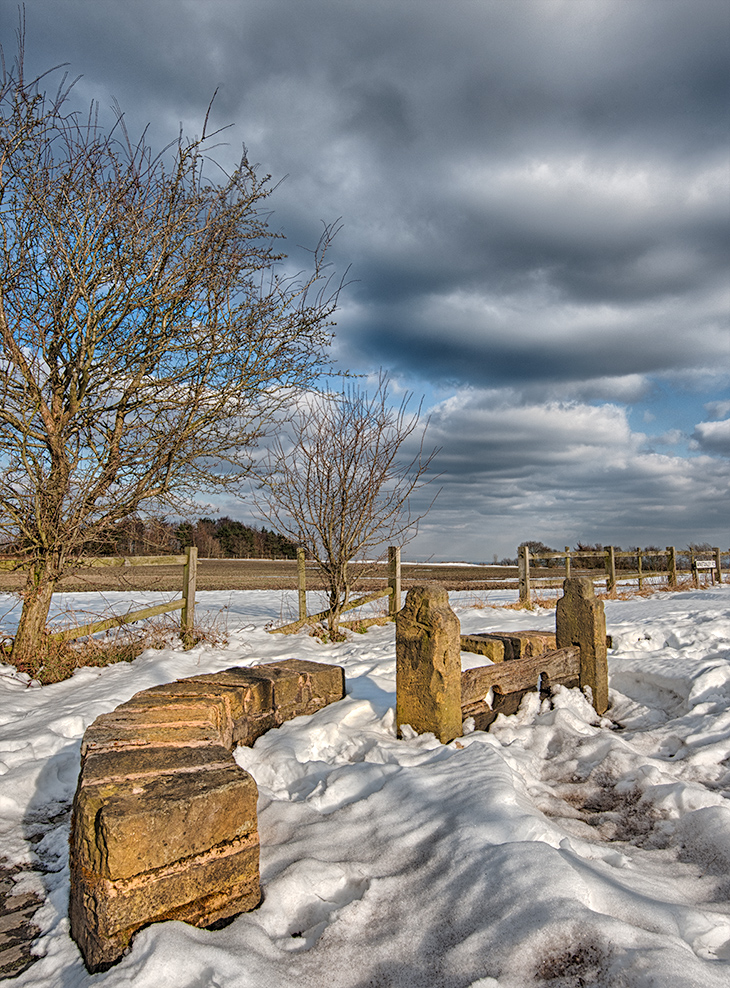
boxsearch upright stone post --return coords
[556,577,608,715]
[396,585,462,744]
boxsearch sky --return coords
[9,0,730,561]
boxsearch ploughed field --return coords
[0,559,541,593]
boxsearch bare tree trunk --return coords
[327,583,342,635]
[11,563,57,671]
[326,560,350,635]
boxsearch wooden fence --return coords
[0,547,198,647]
[272,546,402,633]
[518,545,728,604]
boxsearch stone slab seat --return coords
[460,630,557,663]
[70,659,345,973]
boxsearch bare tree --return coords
[255,375,438,634]
[0,39,340,664]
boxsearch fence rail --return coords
[271,546,402,634]
[2,547,198,647]
[518,544,727,604]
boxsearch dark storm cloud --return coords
[9,0,729,558]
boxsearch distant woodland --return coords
[93,517,298,559]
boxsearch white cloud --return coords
[692,419,730,457]
[705,400,730,420]
[402,388,730,558]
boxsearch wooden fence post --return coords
[388,546,401,616]
[605,546,616,593]
[297,547,307,621]
[181,546,198,648]
[564,547,571,579]
[636,548,643,590]
[518,545,531,605]
[714,547,723,585]
[667,546,677,587]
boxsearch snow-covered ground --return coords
[1,586,730,987]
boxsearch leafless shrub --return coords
[255,374,439,634]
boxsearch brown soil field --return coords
[0,559,531,594]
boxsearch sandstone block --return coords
[70,658,345,972]
[129,679,248,722]
[80,744,234,786]
[81,718,225,756]
[188,669,276,742]
[74,765,257,878]
[396,585,462,743]
[187,669,274,718]
[242,660,346,722]
[460,634,505,663]
[114,693,232,734]
[69,835,259,971]
[481,630,556,661]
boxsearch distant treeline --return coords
[94,516,298,559]
[516,540,719,570]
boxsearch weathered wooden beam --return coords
[461,645,580,708]
[49,599,184,642]
[270,587,392,634]
[78,554,188,567]
[518,544,531,604]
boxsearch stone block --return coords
[233,711,279,747]
[396,585,462,744]
[241,660,346,723]
[70,659,346,972]
[74,765,258,878]
[80,718,225,756]
[188,669,276,742]
[114,693,232,732]
[481,630,556,661]
[460,634,505,663]
[556,578,609,714]
[80,744,234,786]
[187,669,274,718]
[132,679,249,722]
[69,834,259,972]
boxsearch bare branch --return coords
[0,37,342,662]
